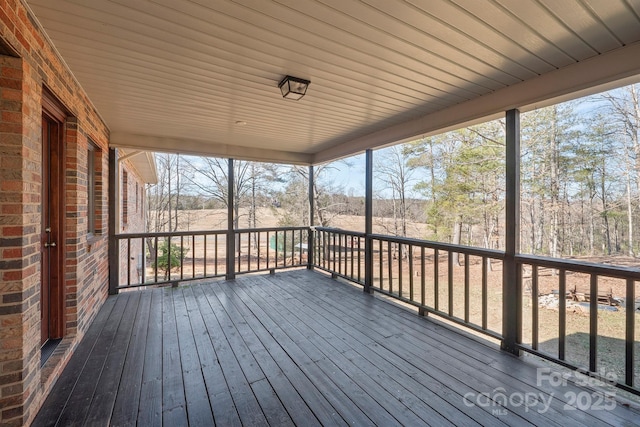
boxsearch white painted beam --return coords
[110,133,313,165]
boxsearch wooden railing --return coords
[113,226,639,395]
[315,227,505,340]
[314,227,366,284]
[115,230,227,288]
[516,254,639,394]
[114,227,309,290]
[235,227,309,274]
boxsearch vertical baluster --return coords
[379,240,383,290]
[341,233,345,274]
[318,231,322,269]
[398,243,403,298]
[482,257,487,330]
[532,265,538,350]
[141,238,146,285]
[237,232,242,272]
[589,273,598,372]
[317,231,321,269]
[167,237,172,282]
[357,236,362,283]
[350,235,355,279]
[257,232,261,271]
[247,231,252,272]
[420,247,426,316]
[178,236,184,280]
[180,235,184,280]
[338,234,343,275]
[204,235,208,277]
[283,230,288,268]
[127,238,131,286]
[319,231,323,270]
[388,241,393,294]
[192,235,195,278]
[214,234,218,276]
[332,233,336,273]
[284,230,296,266]
[559,269,566,361]
[409,245,414,302]
[464,254,469,323]
[626,278,635,386]
[154,236,159,283]
[267,231,270,270]
[434,249,439,312]
[448,251,453,317]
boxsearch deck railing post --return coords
[226,158,236,280]
[108,148,119,295]
[364,149,373,293]
[308,165,315,270]
[502,109,521,355]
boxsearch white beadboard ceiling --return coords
[25,0,640,165]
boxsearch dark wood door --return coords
[41,111,64,345]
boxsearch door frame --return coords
[41,88,66,344]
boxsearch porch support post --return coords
[364,149,373,293]
[226,158,236,280]
[307,165,314,270]
[108,148,119,295]
[502,109,522,355]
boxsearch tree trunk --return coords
[627,176,634,256]
[174,155,180,232]
[589,194,595,256]
[167,155,173,233]
[549,110,560,258]
[452,217,462,266]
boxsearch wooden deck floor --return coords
[33,269,640,426]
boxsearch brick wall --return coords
[0,1,112,425]
[118,160,148,286]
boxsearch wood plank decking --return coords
[33,270,640,426]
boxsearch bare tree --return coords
[601,84,640,257]
[182,157,273,229]
[375,145,416,239]
[144,153,189,270]
[274,163,347,227]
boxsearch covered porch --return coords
[33,269,640,426]
[2,1,640,425]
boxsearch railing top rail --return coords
[313,226,366,238]
[516,254,640,279]
[370,233,506,259]
[116,226,311,239]
[235,226,310,233]
[115,229,228,239]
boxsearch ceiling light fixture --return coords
[278,75,310,100]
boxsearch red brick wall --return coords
[0,1,111,425]
[119,160,148,286]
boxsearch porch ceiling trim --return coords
[110,133,313,165]
[314,41,640,164]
